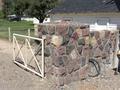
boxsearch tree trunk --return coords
[39,18,44,23]
[37,15,46,23]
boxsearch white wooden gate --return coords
[13,33,45,78]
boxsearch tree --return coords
[27,0,59,22]
[2,0,59,22]
[2,0,14,18]
[13,0,30,17]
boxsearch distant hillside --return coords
[51,0,119,13]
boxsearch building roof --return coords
[50,0,120,14]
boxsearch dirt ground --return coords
[0,39,120,90]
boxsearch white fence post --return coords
[8,27,11,51]
[42,35,46,77]
[34,24,38,37]
[28,29,31,42]
[8,27,11,42]
[28,29,31,36]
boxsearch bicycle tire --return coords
[88,59,101,77]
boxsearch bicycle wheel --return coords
[88,59,101,77]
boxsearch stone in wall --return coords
[53,56,64,67]
[45,35,51,45]
[56,23,69,36]
[71,70,80,82]
[82,45,90,59]
[82,28,89,36]
[51,35,63,47]
[76,28,82,37]
[80,56,87,67]
[78,65,89,79]
[47,25,56,35]
[66,45,75,55]
[105,30,111,39]
[62,35,70,45]
[56,46,66,55]
[53,66,66,76]
[65,59,75,74]
[70,49,79,60]
[64,74,72,85]
[55,76,64,86]
[71,32,79,41]
[94,48,102,58]
[90,36,97,46]
[84,36,90,45]
[77,46,83,55]
[97,39,102,45]
[78,37,85,45]
[52,55,69,67]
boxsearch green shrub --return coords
[0,10,4,19]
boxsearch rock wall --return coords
[36,22,118,86]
